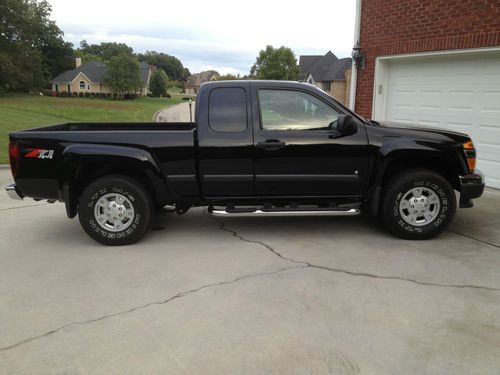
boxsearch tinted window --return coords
[259,89,340,131]
[208,88,247,132]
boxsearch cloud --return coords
[49,0,355,75]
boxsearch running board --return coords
[207,207,361,217]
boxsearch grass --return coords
[0,92,184,164]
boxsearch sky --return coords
[47,0,356,75]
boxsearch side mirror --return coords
[336,114,357,135]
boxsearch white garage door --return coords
[382,52,500,188]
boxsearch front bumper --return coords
[459,170,485,208]
[5,184,24,200]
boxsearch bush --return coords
[106,93,112,98]
[84,92,90,98]
[78,92,84,97]
[49,91,59,97]
[72,92,78,97]
[165,92,171,98]
[124,93,137,100]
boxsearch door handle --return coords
[256,139,286,151]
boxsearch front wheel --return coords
[381,169,456,240]
[78,175,153,245]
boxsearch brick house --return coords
[50,58,155,96]
[299,51,352,106]
[350,0,500,187]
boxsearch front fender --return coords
[368,139,466,216]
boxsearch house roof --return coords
[298,55,322,80]
[185,71,218,88]
[299,51,352,82]
[50,60,153,84]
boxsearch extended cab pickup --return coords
[6,80,484,245]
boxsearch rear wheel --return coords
[381,169,456,239]
[78,175,153,245]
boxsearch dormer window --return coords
[79,81,85,90]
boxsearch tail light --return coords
[8,142,20,178]
[463,140,476,172]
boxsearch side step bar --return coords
[207,207,361,217]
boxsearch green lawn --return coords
[0,93,183,164]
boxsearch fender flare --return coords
[59,144,170,217]
[368,139,463,216]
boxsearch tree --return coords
[138,51,185,81]
[250,45,299,80]
[149,69,169,97]
[0,0,74,91]
[76,41,134,63]
[103,54,142,94]
[216,73,241,80]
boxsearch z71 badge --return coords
[25,148,54,159]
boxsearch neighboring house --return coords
[50,58,155,96]
[184,71,219,95]
[351,0,500,187]
[299,51,352,106]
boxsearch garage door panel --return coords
[382,52,500,188]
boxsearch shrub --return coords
[84,92,90,98]
[72,92,77,97]
[78,92,84,97]
[124,93,137,100]
[165,92,171,98]
[106,93,112,98]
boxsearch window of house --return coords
[79,81,85,90]
[208,87,247,132]
[322,82,331,92]
[87,84,91,90]
[55,84,59,92]
[258,89,340,131]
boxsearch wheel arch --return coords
[368,147,464,216]
[59,144,171,218]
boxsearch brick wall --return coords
[356,0,500,118]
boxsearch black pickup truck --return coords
[6,80,484,245]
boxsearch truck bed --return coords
[10,122,199,201]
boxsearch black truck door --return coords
[197,82,254,197]
[252,84,369,197]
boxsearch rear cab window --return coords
[208,87,248,133]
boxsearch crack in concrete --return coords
[210,216,500,292]
[0,265,302,353]
[0,203,47,211]
[446,229,500,249]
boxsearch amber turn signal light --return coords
[463,140,476,172]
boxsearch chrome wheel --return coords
[93,193,135,232]
[399,187,441,226]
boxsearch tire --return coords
[78,175,153,245]
[381,169,456,240]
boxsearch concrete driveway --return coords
[154,102,193,122]
[1,167,500,374]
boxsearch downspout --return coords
[349,0,362,110]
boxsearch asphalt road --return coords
[154,102,193,122]
[1,167,500,374]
